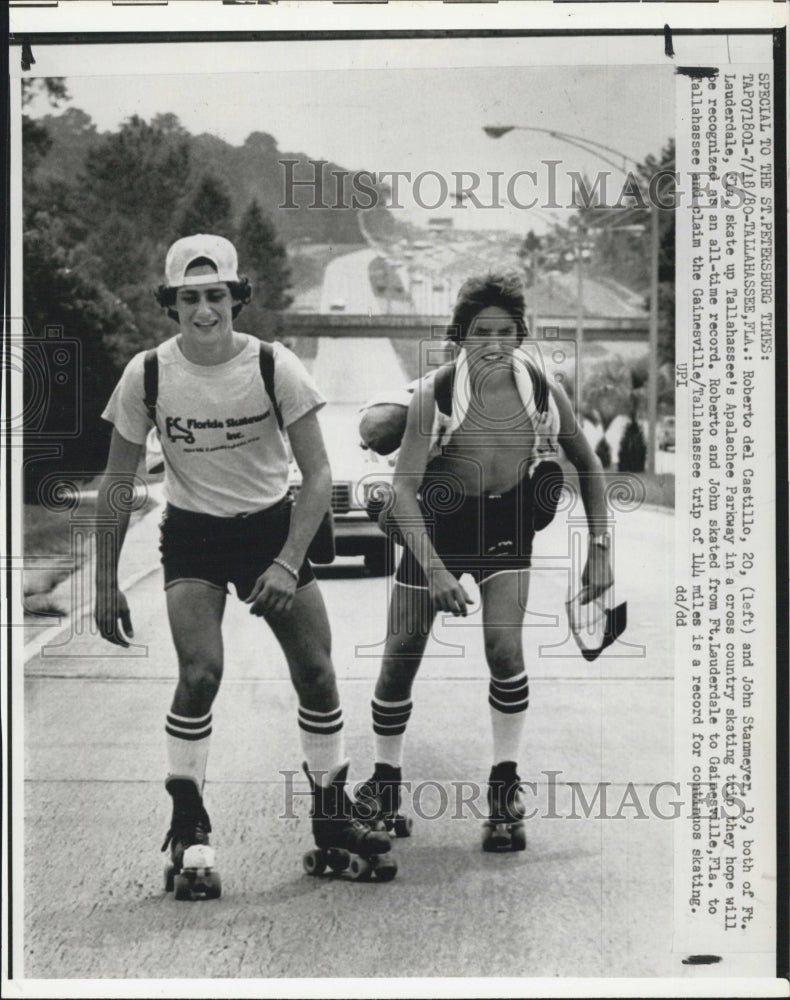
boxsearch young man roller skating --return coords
[359,272,614,851]
[95,234,393,897]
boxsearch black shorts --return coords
[394,478,535,589]
[159,498,315,597]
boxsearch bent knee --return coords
[289,649,336,694]
[484,637,524,678]
[179,659,223,701]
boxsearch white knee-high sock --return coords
[488,672,529,765]
[165,710,212,792]
[372,696,413,768]
[298,705,345,787]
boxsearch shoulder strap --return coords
[141,343,285,432]
[433,363,455,416]
[433,353,548,421]
[258,341,283,432]
[143,349,159,425]
[525,355,549,415]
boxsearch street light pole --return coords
[530,247,539,337]
[575,235,584,422]
[483,123,663,473]
[647,205,660,474]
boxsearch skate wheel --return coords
[372,856,398,882]
[393,815,413,838]
[510,824,527,852]
[164,862,176,893]
[482,821,511,853]
[202,871,222,898]
[349,857,373,881]
[302,849,327,876]
[326,849,351,873]
[173,873,193,900]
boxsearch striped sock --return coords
[165,710,212,791]
[372,697,413,767]
[488,672,529,765]
[298,706,345,787]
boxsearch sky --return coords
[26,39,675,234]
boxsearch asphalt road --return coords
[20,499,691,981]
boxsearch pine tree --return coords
[237,199,293,310]
[618,419,647,473]
[234,200,293,339]
[173,173,235,242]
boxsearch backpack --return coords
[359,357,550,456]
[361,357,562,534]
[143,340,282,431]
[143,340,335,563]
[432,357,549,421]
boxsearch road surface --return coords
[20,495,689,981]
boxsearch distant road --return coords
[319,247,381,314]
[315,248,411,402]
[312,337,408,403]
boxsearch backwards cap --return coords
[164,234,239,287]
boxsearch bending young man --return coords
[358,272,613,851]
[95,234,391,897]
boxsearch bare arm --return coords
[279,409,332,568]
[388,380,472,615]
[551,382,613,599]
[94,428,144,646]
[245,408,331,616]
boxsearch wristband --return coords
[273,556,299,581]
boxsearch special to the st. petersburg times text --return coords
[673,64,777,962]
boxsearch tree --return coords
[629,353,675,417]
[595,436,612,469]
[23,214,140,496]
[83,115,191,235]
[557,139,676,364]
[518,230,544,289]
[22,78,70,173]
[173,172,235,241]
[234,199,293,339]
[618,419,647,473]
[581,356,632,432]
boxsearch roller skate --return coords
[161,777,221,900]
[481,761,527,853]
[354,762,413,838]
[302,762,398,882]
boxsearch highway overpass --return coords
[282,311,649,342]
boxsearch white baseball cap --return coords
[164,234,240,287]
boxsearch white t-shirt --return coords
[102,334,325,515]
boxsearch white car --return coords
[288,402,398,576]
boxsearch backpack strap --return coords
[524,354,549,415]
[433,351,549,426]
[142,342,284,433]
[143,349,159,427]
[433,363,455,416]
[258,341,284,432]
